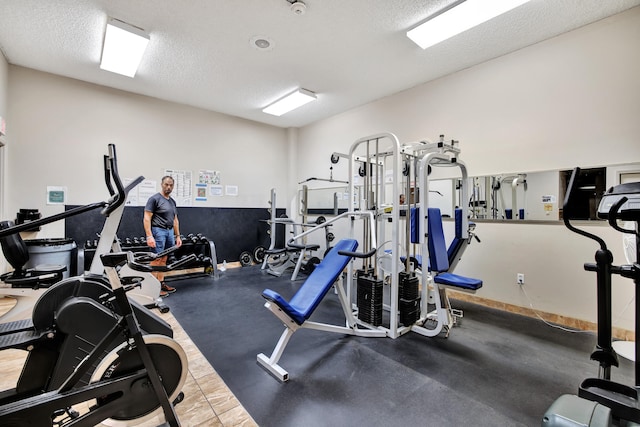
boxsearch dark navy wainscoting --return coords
[64,205,285,262]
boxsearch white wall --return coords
[0,51,8,274]
[296,7,640,330]
[0,51,7,118]
[6,67,288,237]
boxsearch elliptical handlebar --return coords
[0,202,108,238]
[103,154,115,198]
[607,196,633,235]
[101,144,128,217]
[563,167,608,251]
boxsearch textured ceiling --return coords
[0,0,639,128]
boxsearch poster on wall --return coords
[164,169,193,206]
[46,186,67,205]
[137,179,157,207]
[210,185,223,196]
[195,183,207,201]
[199,169,220,185]
[225,185,238,196]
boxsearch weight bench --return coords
[257,238,385,381]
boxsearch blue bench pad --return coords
[262,239,359,325]
[434,273,483,291]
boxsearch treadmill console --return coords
[597,182,640,221]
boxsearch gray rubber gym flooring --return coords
[164,266,634,427]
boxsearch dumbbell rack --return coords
[82,233,219,281]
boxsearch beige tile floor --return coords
[0,296,257,427]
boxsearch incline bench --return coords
[257,238,385,381]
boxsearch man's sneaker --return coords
[161,283,177,294]
[160,290,169,298]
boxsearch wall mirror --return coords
[299,185,351,218]
[299,162,640,223]
[434,162,640,222]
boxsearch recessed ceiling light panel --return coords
[407,0,531,49]
[100,18,150,77]
[263,89,317,116]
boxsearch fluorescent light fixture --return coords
[100,18,150,77]
[262,89,317,116]
[407,0,531,49]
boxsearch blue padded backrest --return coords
[410,207,419,244]
[454,208,462,238]
[287,238,358,322]
[427,208,449,273]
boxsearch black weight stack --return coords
[399,271,420,326]
[357,269,383,326]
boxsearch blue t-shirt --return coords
[145,193,178,229]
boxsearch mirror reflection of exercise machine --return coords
[543,168,640,426]
[261,189,322,280]
[494,174,527,220]
[468,173,527,220]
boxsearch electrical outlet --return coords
[517,273,525,285]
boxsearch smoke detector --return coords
[290,1,306,15]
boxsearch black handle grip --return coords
[338,248,376,259]
[288,242,320,250]
[0,202,107,238]
[103,155,115,197]
[607,196,634,235]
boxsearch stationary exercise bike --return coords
[543,168,640,426]
[0,248,193,426]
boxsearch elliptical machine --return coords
[0,146,194,426]
[0,145,168,323]
[543,168,640,426]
